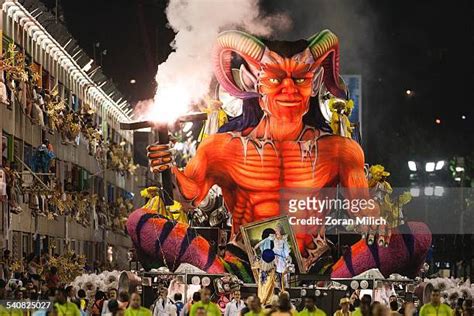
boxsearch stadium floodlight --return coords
[425,162,435,172]
[410,187,420,197]
[424,186,434,196]
[408,161,417,172]
[435,160,445,170]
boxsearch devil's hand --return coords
[147,143,173,173]
[357,219,391,247]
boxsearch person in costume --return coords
[198,96,228,141]
[130,29,431,281]
[253,224,291,289]
[169,200,188,224]
[140,186,171,219]
[252,248,277,306]
[333,298,351,316]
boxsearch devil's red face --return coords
[258,50,320,121]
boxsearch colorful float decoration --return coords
[126,29,432,295]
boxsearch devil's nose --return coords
[281,78,297,93]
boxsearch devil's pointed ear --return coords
[213,30,265,99]
[230,67,257,93]
[311,67,324,97]
[307,29,347,99]
[238,64,258,93]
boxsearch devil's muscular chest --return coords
[218,137,338,191]
[207,134,342,225]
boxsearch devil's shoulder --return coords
[196,132,235,155]
[317,134,365,164]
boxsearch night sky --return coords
[40,0,473,186]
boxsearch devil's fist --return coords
[147,143,173,173]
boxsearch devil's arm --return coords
[172,134,226,206]
[337,137,380,218]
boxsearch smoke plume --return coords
[144,0,290,123]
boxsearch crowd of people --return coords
[0,249,107,303]
[1,281,472,316]
[1,247,473,316]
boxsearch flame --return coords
[150,85,197,123]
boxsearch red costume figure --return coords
[127,30,431,280]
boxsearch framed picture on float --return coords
[240,215,305,281]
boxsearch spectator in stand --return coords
[118,291,130,310]
[54,287,81,316]
[181,291,200,316]
[102,288,119,315]
[0,250,12,280]
[45,266,59,291]
[0,70,8,105]
[298,296,326,316]
[93,260,102,274]
[225,290,245,316]
[419,289,452,316]
[190,287,221,316]
[124,292,152,316]
[32,85,45,127]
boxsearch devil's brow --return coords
[262,64,287,77]
[263,63,313,78]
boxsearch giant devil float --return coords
[126,29,432,284]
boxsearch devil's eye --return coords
[294,78,306,84]
[268,78,281,84]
